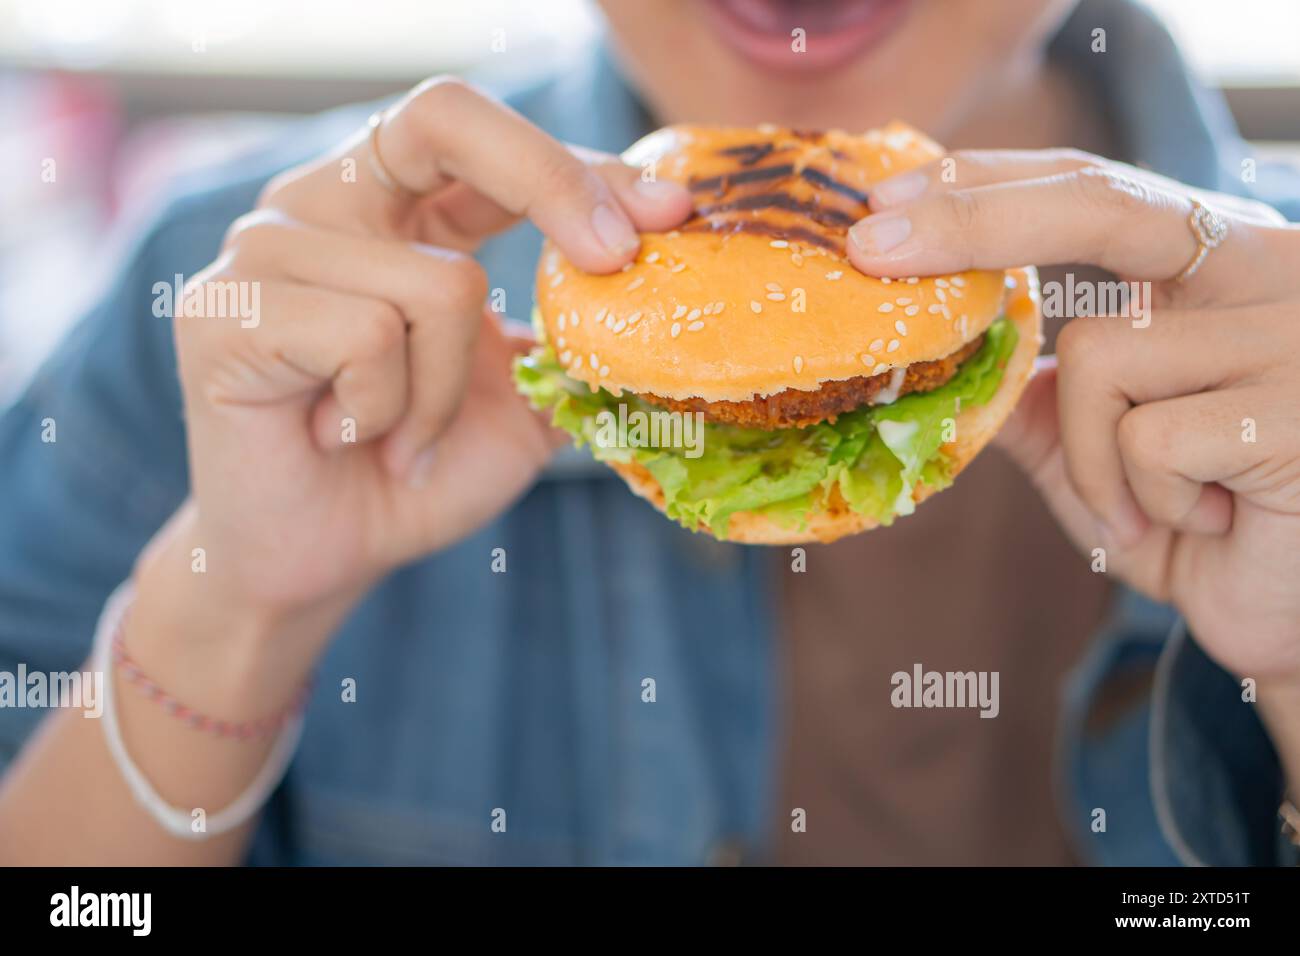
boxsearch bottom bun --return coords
[608,269,1043,545]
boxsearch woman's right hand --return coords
[169,77,692,621]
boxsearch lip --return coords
[699,0,914,74]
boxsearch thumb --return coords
[994,355,1118,554]
[992,355,1060,475]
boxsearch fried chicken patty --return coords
[642,334,985,429]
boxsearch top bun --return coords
[535,122,1009,403]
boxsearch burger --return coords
[514,122,1042,544]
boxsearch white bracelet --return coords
[94,581,305,841]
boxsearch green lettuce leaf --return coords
[514,317,1018,539]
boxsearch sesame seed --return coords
[881,277,892,284]
[927,304,942,315]
[793,356,804,374]
[557,313,567,331]
[766,282,783,293]
[950,289,964,299]
[942,306,952,320]
[550,273,564,287]
[861,353,875,366]
[558,336,567,348]
[791,254,804,266]
[878,303,894,313]
[869,338,885,352]
[895,319,908,336]
[702,303,714,316]
[936,288,947,303]
[713,301,725,313]
[670,263,686,273]
[645,251,661,263]
[627,311,642,324]
[825,271,843,280]
[905,305,919,316]
[906,277,919,284]
[673,305,687,319]
[671,322,682,338]
[570,311,580,327]
[666,230,680,239]
[687,308,701,321]
[599,365,610,378]
[959,317,969,337]
[612,319,626,333]
[626,276,645,291]
[595,307,607,324]
[767,292,786,302]
[935,278,949,288]
[687,321,705,332]
[887,339,901,352]
[621,262,633,272]
[605,313,617,330]
[895,297,912,305]
[770,240,789,248]
[951,276,966,287]
[560,349,572,364]
[589,353,599,369]
[750,300,762,314]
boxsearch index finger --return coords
[264,77,690,274]
[845,167,1270,297]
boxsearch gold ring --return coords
[1173,198,1228,283]
[367,110,418,197]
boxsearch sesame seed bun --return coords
[535,122,1008,402]
[606,267,1042,544]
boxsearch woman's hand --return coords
[847,149,1300,695]
[172,77,692,620]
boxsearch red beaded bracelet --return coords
[110,616,314,741]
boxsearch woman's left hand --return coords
[846,149,1300,703]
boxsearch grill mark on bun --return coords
[688,163,795,197]
[677,217,841,252]
[717,141,789,166]
[695,192,858,229]
[685,135,871,249]
[798,166,871,206]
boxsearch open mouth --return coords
[699,0,914,73]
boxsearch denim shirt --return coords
[1,0,1296,865]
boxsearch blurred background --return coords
[1,0,1298,402]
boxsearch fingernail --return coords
[849,214,912,256]
[633,177,687,203]
[408,445,437,488]
[591,202,640,256]
[872,170,927,207]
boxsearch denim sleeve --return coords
[1150,623,1297,866]
[1063,590,1298,866]
[0,192,242,772]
